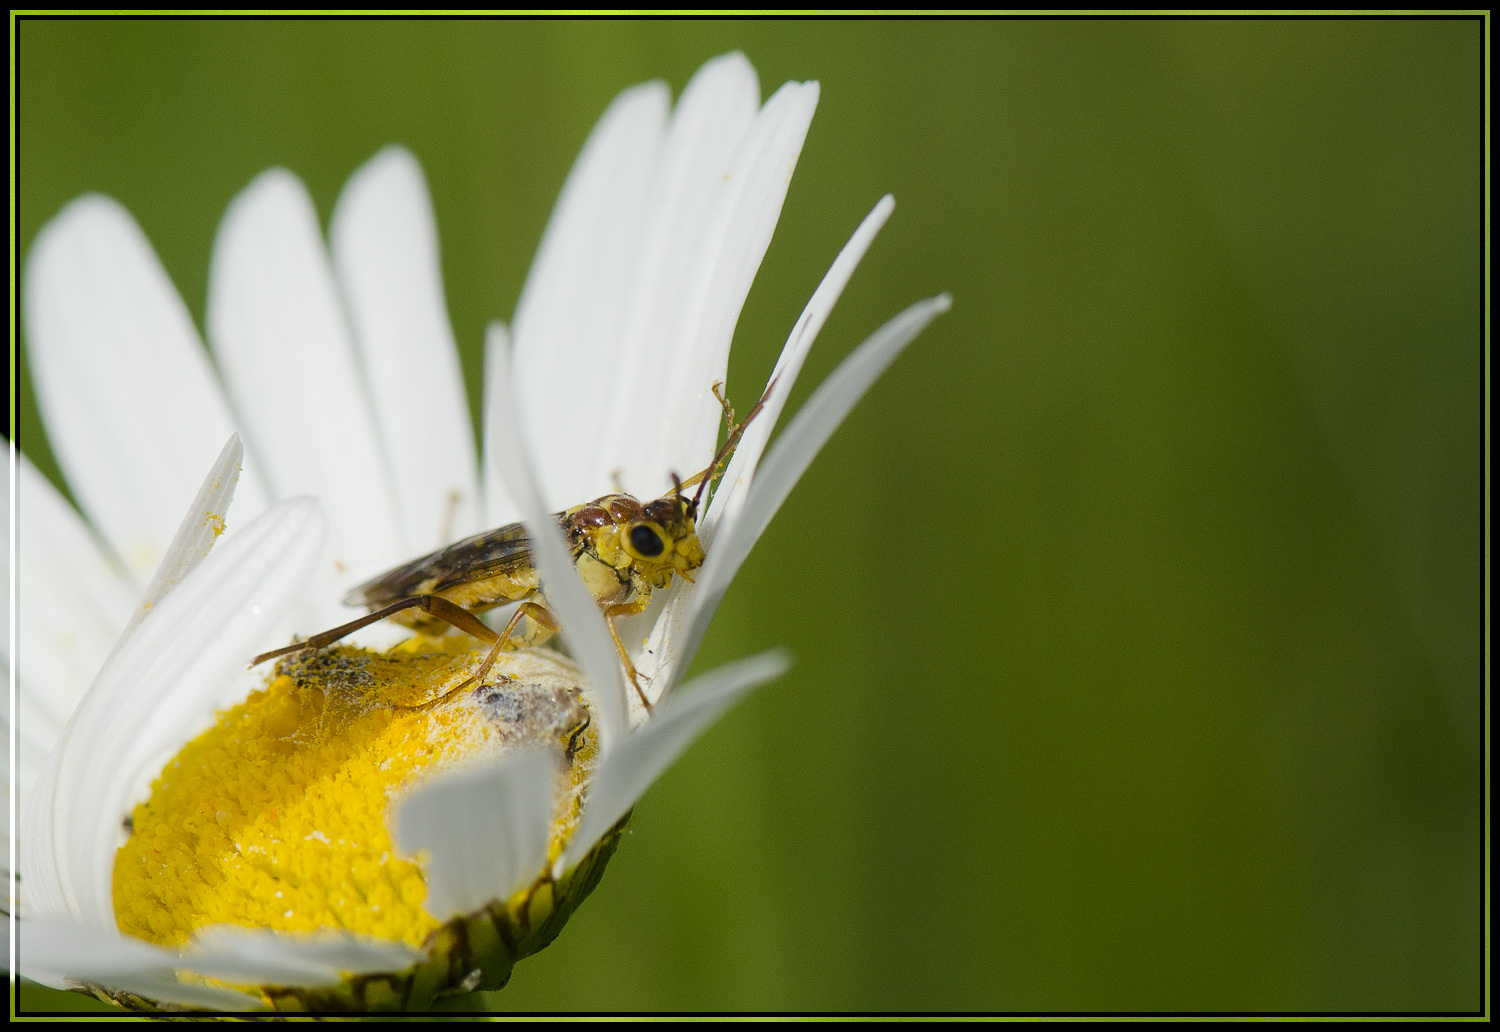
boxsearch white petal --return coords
[5,694,53,833]
[330,145,480,553]
[558,649,789,874]
[648,79,822,495]
[701,195,896,547]
[20,920,266,1009]
[116,433,241,644]
[593,54,761,499]
[678,295,953,679]
[510,80,669,510]
[480,320,522,530]
[179,928,345,987]
[193,927,420,975]
[23,497,325,927]
[15,454,135,734]
[93,975,267,1010]
[7,453,80,813]
[2,455,11,876]
[3,439,11,658]
[634,199,896,694]
[207,168,401,625]
[393,748,558,921]
[483,323,629,749]
[21,917,174,979]
[23,194,269,580]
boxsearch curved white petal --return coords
[393,748,557,921]
[558,649,789,874]
[702,195,897,547]
[207,168,401,626]
[18,438,248,880]
[117,433,242,644]
[7,459,86,811]
[678,295,953,679]
[632,197,897,692]
[593,52,760,500]
[23,194,269,580]
[3,452,11,878]
[510,80,669,512]
[480,320,522,531]
[21,918,171,980]
[627,77,828,501]
[178,928,345,988]
[483,322,628,750]
[23,497,325,928]
[194,926,421,976]
[6,693,52,843]
[3,440,10,657]
[15,455,135,735]
[21,920,265,1009]
[330,145,479,553]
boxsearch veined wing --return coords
[344,515,567,609]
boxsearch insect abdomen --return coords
[436,568,541,614]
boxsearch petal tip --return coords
[706,50,756,80]
[371,141,419,169]
[25,193,135,291]
[232,166,309,218]
[345,144,424,200]
[609,77,671,115]
[46,192,132,235]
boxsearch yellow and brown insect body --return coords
[252,379,766,710]
[559,493,706,700]
[253,490,708,712]
[340,523,544,638]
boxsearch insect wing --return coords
[343,520,538,609]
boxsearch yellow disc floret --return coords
[113,637,596,951]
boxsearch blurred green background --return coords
[15,19,1483,1013]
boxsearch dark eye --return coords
[629,524,666,558]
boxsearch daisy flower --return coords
[11,52,950,1011]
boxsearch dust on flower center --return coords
[112,636,596,950]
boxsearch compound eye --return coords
[627,523,667,559]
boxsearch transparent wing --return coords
[342,520,537,608]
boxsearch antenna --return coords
[690,376,777,514]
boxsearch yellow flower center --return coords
[113,636,595,950]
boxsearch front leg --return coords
[604,588,655,712]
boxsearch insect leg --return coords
[466,601,559,687]
[603,596,654,712]
[389,601,560,714]
[250,594,499,667]
[565,712,592,763]
[458,598,657,715]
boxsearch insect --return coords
[252,383,768,711]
